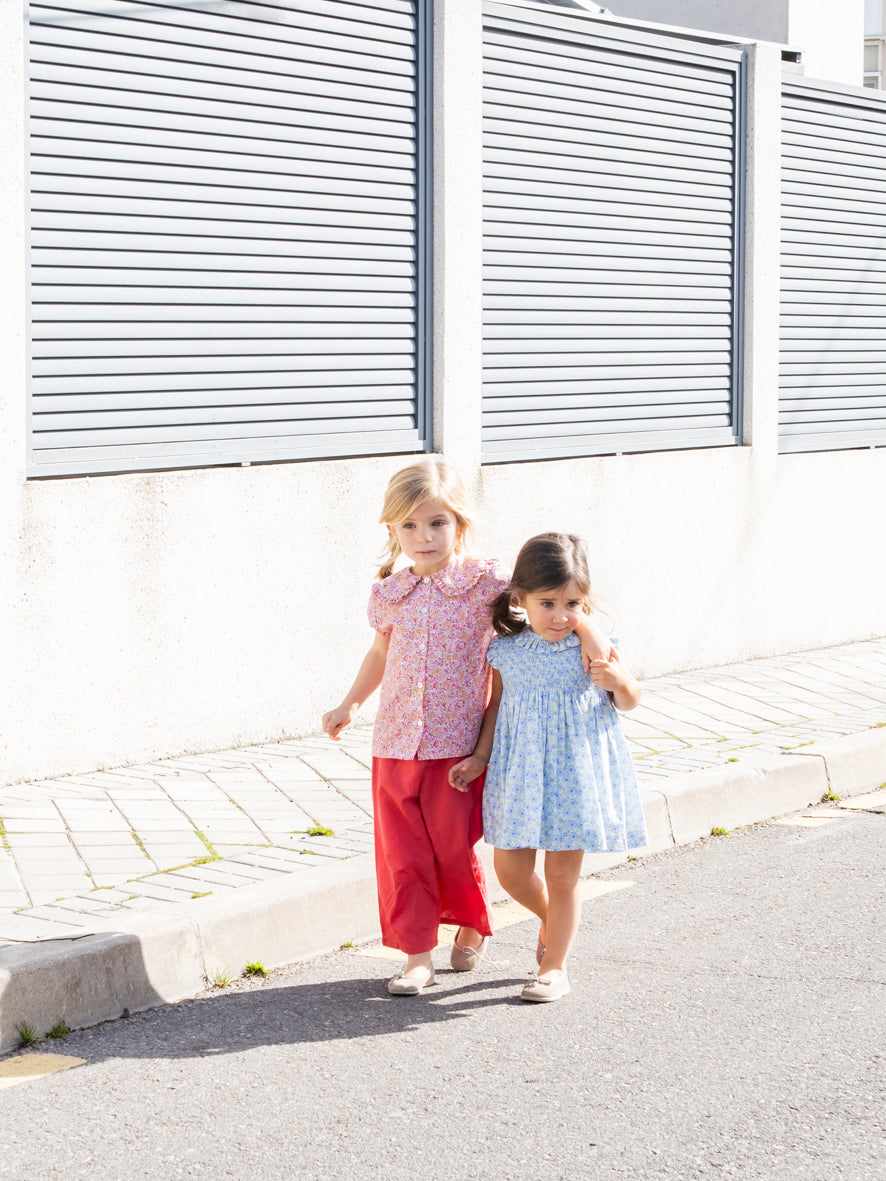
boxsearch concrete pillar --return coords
[741,40,783,467]
[431,0,484,474]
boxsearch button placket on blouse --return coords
[415,578,431,696]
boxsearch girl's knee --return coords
[544,853,583,894]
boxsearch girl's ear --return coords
[511,591,524,609]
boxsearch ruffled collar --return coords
[513,628,581,653]
[374,558,492,603]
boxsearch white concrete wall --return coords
[607,0,864,84]
[2,3,885,786]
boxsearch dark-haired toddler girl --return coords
[449,532,647,1002]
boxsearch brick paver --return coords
[1,637,884,943]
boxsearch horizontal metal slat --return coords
[482,51,734,119]
[483,27,736,94]
[32,110,414,158]
[482,413,732,443]
[31,0,416,54]
[33,382,417,413]
[485,187,733,221]
[483,374,730,398]
[481,425,736,463]
[484,239,732,264]
[32,136,415,183]
[483,348,729,367]
[29,23,415,90]
[32,412,418,451]
[33,349,415,377]
[30,428,424,477]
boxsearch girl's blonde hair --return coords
[491,532,594,636]
[378,459,474,579]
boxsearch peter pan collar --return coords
[375,559,491,603]
[514,629,581,654]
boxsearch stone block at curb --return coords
[638,789,674,854]
[782,728,886,800]
[0,912,202,1055]
[194,852,381,978]
[660,756,828,846]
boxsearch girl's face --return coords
[390,498,460,576]
[517,580,587,643]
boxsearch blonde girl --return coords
[322,464,610,996]
[449,532,646,1003]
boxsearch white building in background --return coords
[1,0,884,787]
[606,0,864,85]
[865,0,886,86]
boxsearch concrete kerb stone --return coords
[780,727,886,800]
[194,852,380,978]
[0,911,203,1054]
[652,754,829,847]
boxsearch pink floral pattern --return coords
[368,558,509,760]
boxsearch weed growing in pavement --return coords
[192,854,220,866]
[46,1020,70,1041]
[299,849,316,855]
[339,941,355,950]
[208,970,232,989]
[194,830,220,859]
[726,757,739,763]
[306,824,334,837]
[243,962,268,978]
[191,891,212,899]
[710,827,728,836]
[0,820,9,851]
[15,1023,38,1047]
[820,789,841,803]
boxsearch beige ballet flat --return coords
[387,964,436,996]
[521,970,571,1003]
[450,929,488,972]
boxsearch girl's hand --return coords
[322,703,356,741]
[448,755,487,792]
[590,652,623,692]
[575,618,614,673]
[590,652,642,711]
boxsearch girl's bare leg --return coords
[538,850,584,975]
[402,950,434,977]
[494,848,549,945]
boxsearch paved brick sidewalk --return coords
[1,637,885,945]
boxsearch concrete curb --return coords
[1,727,884,1053]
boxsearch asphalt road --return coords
[1,801,883,1181]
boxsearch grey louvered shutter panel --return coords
[482,2,744,462]
[27,0,429,477]
[780,78,886,453]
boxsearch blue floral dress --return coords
[482,630,648,852]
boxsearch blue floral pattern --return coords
[483,630,648,852]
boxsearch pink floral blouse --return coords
[368,558,509,760]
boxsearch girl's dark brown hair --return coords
[491,532,593,636]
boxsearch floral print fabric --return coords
[368,558,509,760]
[483,629,648,853]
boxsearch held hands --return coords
[448,754,488,793]
[321,702,356,741]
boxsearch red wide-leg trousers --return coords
[372,756,494,954]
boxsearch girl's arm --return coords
[590,650,642,711]
[448,670,503,791]
[574,615,614,672]
[321,630,390,740]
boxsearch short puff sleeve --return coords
[367,584,393,636]
[486,635,507,670]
